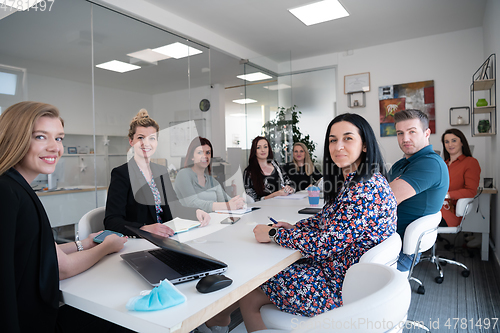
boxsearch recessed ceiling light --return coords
[127,49,171,64]
[96,60,141,73]
[232,98,258,104]
[152,42,203,59]
[289,0,349,26]
[263,84,292,91]
[237,72,273,82]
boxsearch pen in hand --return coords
[268,216,278,224]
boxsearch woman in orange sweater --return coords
[440,129,480,227]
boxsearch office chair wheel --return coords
[462,270,470,278]
[417,286,425,295]
[435,276,444,284]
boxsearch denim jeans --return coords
[397,251,421,272]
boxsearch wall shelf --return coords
[347,91,366,108]
[449,106,470,126]
[471,54,496,137]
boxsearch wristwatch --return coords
[75,240,84,252]
[268,227,277,241]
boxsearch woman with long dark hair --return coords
[239,113,397,332]
[174,136,245,212]
[440,128,480,227]
[243,136,293,201]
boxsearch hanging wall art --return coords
[378,80,435,137]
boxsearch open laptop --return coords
[121,225,227,286]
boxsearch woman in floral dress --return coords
[240,113,398,332]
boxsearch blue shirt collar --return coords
[406,145,434,163]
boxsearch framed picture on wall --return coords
[344,72,370,94]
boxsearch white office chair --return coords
[359,233,402,267]
[76,206,106,240]
[401,211,442,295]
[420,198,475,284]
[258,263,411,333]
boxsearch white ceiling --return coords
[143,0,487,62]
[0,0,488,96]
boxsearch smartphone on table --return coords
[220,217,241,224]
[93,230,124,243]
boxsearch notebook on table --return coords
[163,217,200,234]
[121,226,227,286]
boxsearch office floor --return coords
[404,235,500,333]
[230,234,500,333]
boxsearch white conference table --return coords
[59,198,320,333]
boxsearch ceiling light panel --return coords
[127,49,171,63]
[152,42,203,59]
[232,98,258,104]
[96,60,140,73]
[289,0,349,26]
[237,72,273,82]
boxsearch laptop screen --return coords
[125,225,226,266]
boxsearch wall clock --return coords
[199,99,210,112]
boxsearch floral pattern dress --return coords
[260,172,397,317]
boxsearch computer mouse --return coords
[196,274,233,293]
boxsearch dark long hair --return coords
[441,128,473,161]
[245,136,274,196]
[323,113,387,202]
[184,136,214,174]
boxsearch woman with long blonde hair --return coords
[283,142,322,191]
[0,101,127,332]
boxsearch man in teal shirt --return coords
[388,109,449,271]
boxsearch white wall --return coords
[290,68,336,168]
[482,0,500,264]
[27,73,152,136]
[336,27,487,169]
[152,85,214,169]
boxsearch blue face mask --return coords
[126,279,186,311]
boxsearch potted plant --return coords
[262,105,317,164]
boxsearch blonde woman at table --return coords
[0,102,129,332]
[174,136,245,212]
[104,110,210,237]
[243,136,294,201]
[239,113,397,332]
[282,142,322,191]
[440,128,480,227]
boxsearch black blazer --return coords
[282,162,322,191]
[104,159,197,236]
[0,168,59,332]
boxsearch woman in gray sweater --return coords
[174,136,245,212]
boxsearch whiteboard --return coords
[168,119,206,157]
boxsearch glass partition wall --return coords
[225,52,292,164]
[0,0,213,240]
[225,52,336,171]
